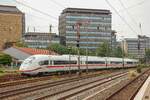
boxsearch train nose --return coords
[19,65,28,71]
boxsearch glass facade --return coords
[24,32,60,48]
[59,8,116,51]
[125,35,150,58]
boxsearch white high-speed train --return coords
[19,54,138,75]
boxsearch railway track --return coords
[0,70,116,99]
[34,72,128,100]
[105,68,150,100]
[0,71,127,100]
[0,73,84,88]
[0,70,109,88]
[0,74,27,83]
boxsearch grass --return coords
[0,68,7,76]
[128,70,138,79]
[0,73,7,76]
[0,66,20,76]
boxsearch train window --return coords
[28,57,36,60]
[110,61,122,64]
[134,62,138,64]
[49,61,52,65]
[39,60,49,65]
[86,61,105,64]
[24,57,36,64]
[127,62,133,64]
[54,61,77,65]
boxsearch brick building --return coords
[0,5,25,50]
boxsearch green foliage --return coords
[145,49,150,64]
[79,48,86,55]
[145,49,150,58]
[96,41,127,57]
[112,46,123,57]
[127,54,136,59]
[48,43,69,54]
[0,68,4,73]
[68,47,77,55]
[136,64,143,73]
[48,42,126,58]
[15,41,28,47]
[88,50,96,56]
[137,67,142,73]
[0,53,12,65]
[96,41,111,57]
[48,43,96,56]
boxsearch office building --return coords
[23,32,60,48]
[59,8,115,50]
[124,35,150,58]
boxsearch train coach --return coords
[19,54,138,75]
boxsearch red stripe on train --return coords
[47,66,64,68]
[19,67,42,72]
[20,64,135,72]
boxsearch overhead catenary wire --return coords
[26,13,59,27]
[118,0,147,12]
[26,13,52,22]
[15,0,58,21]
[49,0,66,8]
[105,0,138,35]
[118,0,139,28]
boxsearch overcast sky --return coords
[0,0,149,39]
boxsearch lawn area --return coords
[0,67,20,76]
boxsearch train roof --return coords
[28,54,138,62]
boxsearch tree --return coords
[112,46,123,57]
[127,54,136,59]
[145,49,150,64]
[0,53,12,65]
[15,41,28,47]
[96,41,111,57]
[48,43,69,54]
[68,47,78,55]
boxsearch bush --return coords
[145,64,150,67]
[0,53,12,65]
[0,68,4,73]
[128,70,137,78]
[137,67,142,73]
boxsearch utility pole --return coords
[138,35,140,63]
[122,36,125,68]
[49,24,52,55]
[75,20,90,75]
[49,24,52,33]
[33,27,36,32]
[85,24,89,74]
[138,23,142,63]
[76,22,82,75]
[68,46,71,75]
[27,26,29,32]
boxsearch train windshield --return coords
[23,56,36,64]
